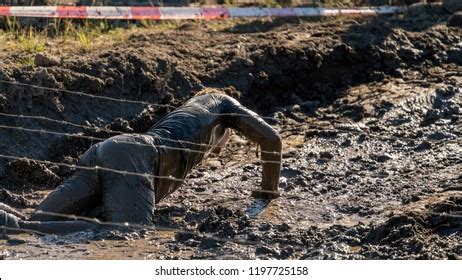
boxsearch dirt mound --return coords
[0,189,30,208]
[3,159,61,191]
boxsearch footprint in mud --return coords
[3,159,61,191]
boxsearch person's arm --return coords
[222,96,282,199]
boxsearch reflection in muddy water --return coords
[245,199,271,217]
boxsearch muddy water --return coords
[1,14,461,259]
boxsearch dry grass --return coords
[0,18,191,65]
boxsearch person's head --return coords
[194,87,225,97]
[194,87,241,99]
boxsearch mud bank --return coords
[0,13,461,259]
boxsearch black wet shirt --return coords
[147,94,229,202]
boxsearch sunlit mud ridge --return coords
[0,13,461,259]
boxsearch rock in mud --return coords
[427,131,457,140]
[34,53,60,67]
[435,85,461,96]
[319,151,334,160]
[258,223,272,231]
[0,189,29,208]
[108,118,133,133]
[277,223,291,232]
[199,237,223,249]
[255,245,279,257]
[414,141,432,151]
[372,153,393,163]
[197,206,244,238]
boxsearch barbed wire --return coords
[0,153,183,182]
[0,124,282,163]
[0,112,120,132]
[0,182,269,246]
[1,82,458,256]
[0,112,283,156]
[1,225,50,236]
[32,210,267,247]
[0,79,174,109]
[1,208,261,246]
[0,123,107,142]
[0,147,459,249]
[0,79,277,121]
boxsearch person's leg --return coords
[1,208,108,235]
[2,135,157,235]
[30,144,102,221]
[0,210,20,233]
[19,220,103,235]
[0,203,26,220]
[96,135,157,224]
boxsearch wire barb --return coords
[0,123,283,161]
[0,153,184,182]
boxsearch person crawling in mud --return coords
[0,91,282,235]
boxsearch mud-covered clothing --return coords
[25,94,281,231]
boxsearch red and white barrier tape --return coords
[0,6,405,20]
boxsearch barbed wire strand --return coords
[2,208,461,248]
[33,210,262,246]
[0,112,282,156]
[3,110,456,159]
[3,122,456,180]
[0,190,268,246]
[0,153,183,182]
[0,123,106,142]
[0,112,120,132]
[0,79,174,108]
[0,124,282,163]
[0,79,277,121]
[1,211,259,246]
[32,210,462,226]
[1,225,50,236]
[2,120,456,173]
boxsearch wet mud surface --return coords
[0,14,461,259]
